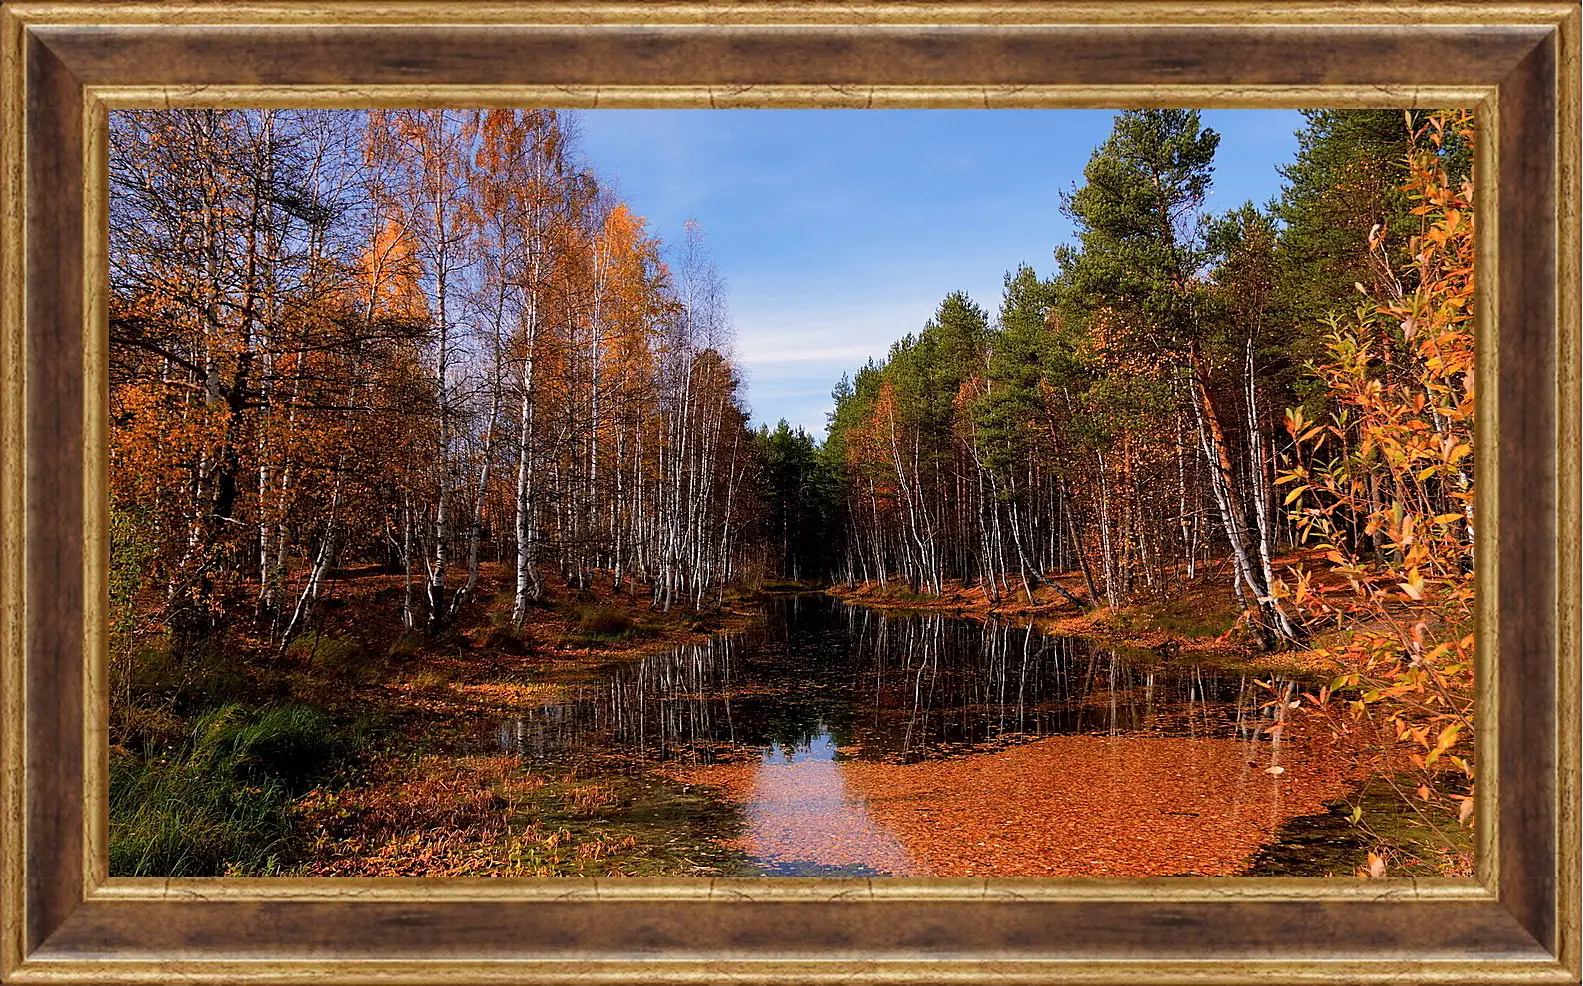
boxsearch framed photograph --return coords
[1,2,1577,983]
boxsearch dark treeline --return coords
[755,109,1472,649]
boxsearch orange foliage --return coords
[357,217,429,320]
[1278,111,1477,835]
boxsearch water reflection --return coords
[497,594,1300,766]
[765,730,838,764]
[742,725,923,876]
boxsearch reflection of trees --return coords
[500,632,743,762]
[840,605,1301,759]
[500,597,1305,763]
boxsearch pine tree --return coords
[1057,110,1298,644]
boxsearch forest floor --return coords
[293,564,771,877]
[111,562,766,877]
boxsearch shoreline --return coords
[814,577,1334,678]
[290,572,769,877]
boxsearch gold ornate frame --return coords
[0,3,1577,983]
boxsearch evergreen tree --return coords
[1274,110,1418,327]
[1057,109,1298,643]
[754,420,830,581]
[1055,109,1221,349]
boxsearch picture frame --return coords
[1,1,1577,982]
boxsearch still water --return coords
[499,595,1324,876]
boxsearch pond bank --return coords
[287,570,767,877]
[109,563,768,878]
[819,564,1343,678]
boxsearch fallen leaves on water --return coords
[671,729,1352,878]
[661,758,923,876]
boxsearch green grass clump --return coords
[287,634,366,672]
[386,630,426,659]
[191,703,339,782]
[118,636,261,711]
[108,703,342,877]
[884,587,934,604]
[407,667,452,690]
[574,605,634,641]
[1140,601,1238,638]
[108,749,292,876]
[759,579,811,593]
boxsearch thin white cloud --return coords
[742,345,881,365]
[735,303,931,368]
[728,295,951,434]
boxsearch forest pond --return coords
[490,596,1355,878]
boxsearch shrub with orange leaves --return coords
[1276,111,1476,855]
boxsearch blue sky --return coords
[574,109,1306,437]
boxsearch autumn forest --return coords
[110,108,1476,879]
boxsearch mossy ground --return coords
[504,762,753,876]
[1246,776,1475,878]
[110,562,763,877]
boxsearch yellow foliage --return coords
[1278,112,1476,836]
